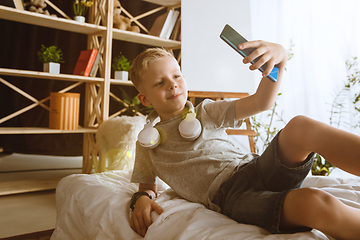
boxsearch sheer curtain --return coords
[249,0,360,135]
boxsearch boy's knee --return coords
[287,115,312,129]
[283,115,315,139]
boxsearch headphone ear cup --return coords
[138,124,161,149]
[178,117,202,141]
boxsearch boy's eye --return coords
[154,81,163,86]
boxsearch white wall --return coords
[182,0,258,93]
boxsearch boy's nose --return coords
[168,79,178,90]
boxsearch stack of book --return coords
[73,49,101,77]
[149,9,180,40]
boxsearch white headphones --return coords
[137,101,202,149]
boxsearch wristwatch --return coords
[130,191,152,211]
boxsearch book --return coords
[89,52,101,77]
[163,10,179,39]
[169,17,181,40]
[159,10,174,38]
[149,12,168,37]
[73,49,98,77]
[149,9,179,39]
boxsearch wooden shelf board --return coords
[110,79,134,86]
[0,6,106,35]
[0,178,62,196]
[113,29,181,48]
[0,127,97,134]
[142,0,181,6]
[0,68,103,83]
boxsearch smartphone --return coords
[220,24,278,82]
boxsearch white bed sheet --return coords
[51,170,360,240]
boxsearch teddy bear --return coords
[113,0,140,33]
[29,0,50,15]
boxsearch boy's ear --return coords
[137,92,151,106]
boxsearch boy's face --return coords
[137,56,188,122]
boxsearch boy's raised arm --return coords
[234,40,287,121]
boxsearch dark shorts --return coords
[214,131,315,234]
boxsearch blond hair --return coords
[129,48,174,90]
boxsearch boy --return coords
[128,41,360,239]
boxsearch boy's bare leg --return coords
[281,187,360,239]
[278,115,360,175]
[277,115,360,239]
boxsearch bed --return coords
[51,169,360,240]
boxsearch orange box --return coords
[49,92,80,130]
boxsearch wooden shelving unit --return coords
[0,0,181,180]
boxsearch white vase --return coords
[43,62,60,74]
[114,71,129,81]
[74,16,85,23]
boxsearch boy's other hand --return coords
[238,40,287,77]
[130,196,163,237]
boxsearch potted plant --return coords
[73,0,93,23]
[112,54,131,81]
[116,87,153,116]
[37,44,64,74]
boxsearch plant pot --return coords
[74,16,85,23]
[43,62,60,74]
[114,71,129,81]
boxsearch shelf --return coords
[143,0,181,6]
[0,5,106,35]
[0,6,181,49]
[0,68,104,83]
[0,68,137,86]
[113,29,181,48]
[110,78,133,86]
[0,127,97,134]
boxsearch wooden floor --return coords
[0,190,57,238]
[0,153,83,238]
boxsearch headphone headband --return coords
[146,101,195,123]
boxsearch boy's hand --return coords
[238,40,287,77]
[130,196,163,237]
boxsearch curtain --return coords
[249,0,360,135]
